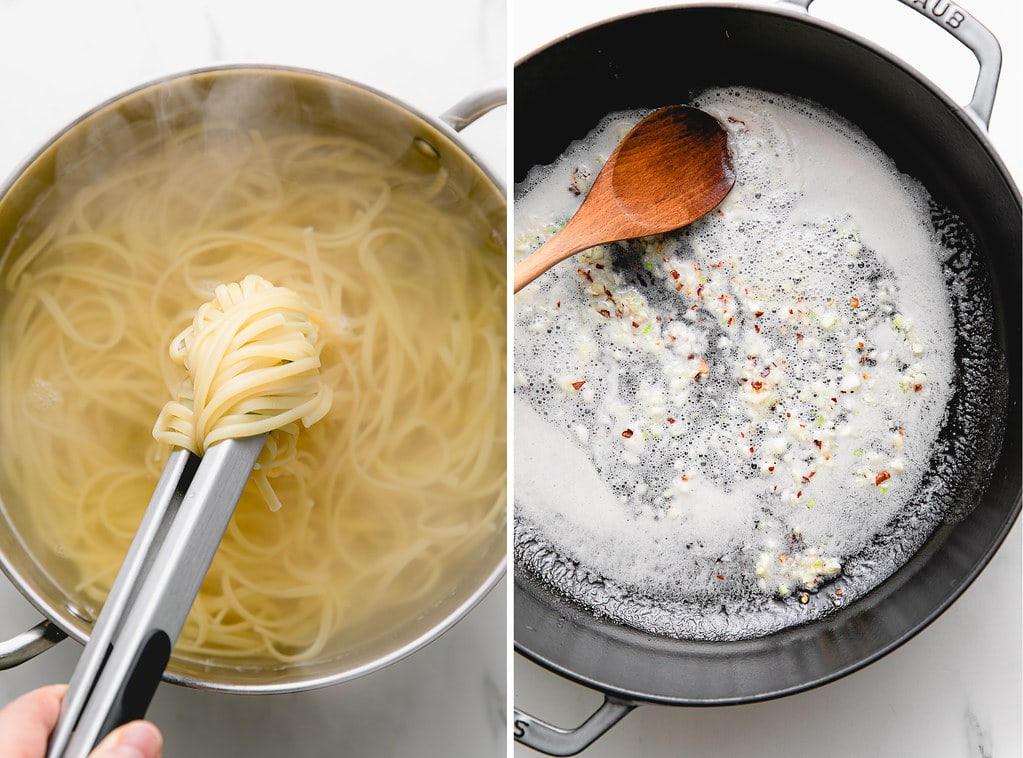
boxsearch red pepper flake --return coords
[698,359,709,374]
[875,470,891,486]
[751,381,764,391]
[754,324,761,333]
[850,296,860,308]
[571,380,586,391]
[595,263,605,269]
[813,439,822,449]
[749,446,755,454]
[556,301,561,308]
[696,284,704,297]
[577,268,593,282]
[835,588,844,597]
[796,490,803,498]
[913,383,923,392]
[754,310,764,318]
[795,333,804,341]
[632,321,640,328]
[598,308,611,318]
[667,417,676,424]
[671,269,680,280]
[767,465,775,472]
[621,429,634,439]
[727,316,735,326]
[716,574,725,581]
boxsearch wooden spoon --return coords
[513,105,735,293]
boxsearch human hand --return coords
[0,685,162,758]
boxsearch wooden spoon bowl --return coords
[513,105,735,292]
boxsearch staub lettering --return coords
[908,0,966,28]
[513,719,529,739]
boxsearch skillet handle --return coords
[513,696,636,756]
[892,0,1000,128]
[783,0,1001,128]
[439,84,505,132]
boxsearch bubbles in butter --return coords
[514,87,1000,640]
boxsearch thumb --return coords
[88,720,163,758]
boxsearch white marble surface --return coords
[0,1,507,757]
[512,1,1021,757]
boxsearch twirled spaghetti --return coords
[0,122,506,665]
[153,274,333,511]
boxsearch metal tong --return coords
[47,434,268,758]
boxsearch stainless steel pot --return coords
[0,65,506,694]
[512,1,1020,753]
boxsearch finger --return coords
[89,720,163,758]
[0,684,67,758]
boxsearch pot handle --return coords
[0,619,68,670]
[513,695,637,756]
[782,0,1001,128]
[439,84,505,132]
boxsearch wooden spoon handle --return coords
[513,229,590,293]
[513,172,620,293]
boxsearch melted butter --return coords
[514,88,972,633]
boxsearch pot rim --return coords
[0,62,507,695]
[0,62,507,215]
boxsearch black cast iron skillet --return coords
[512,1,1021,753]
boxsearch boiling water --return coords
[513,87,1001,640]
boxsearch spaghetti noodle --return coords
[153,274,333,512]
